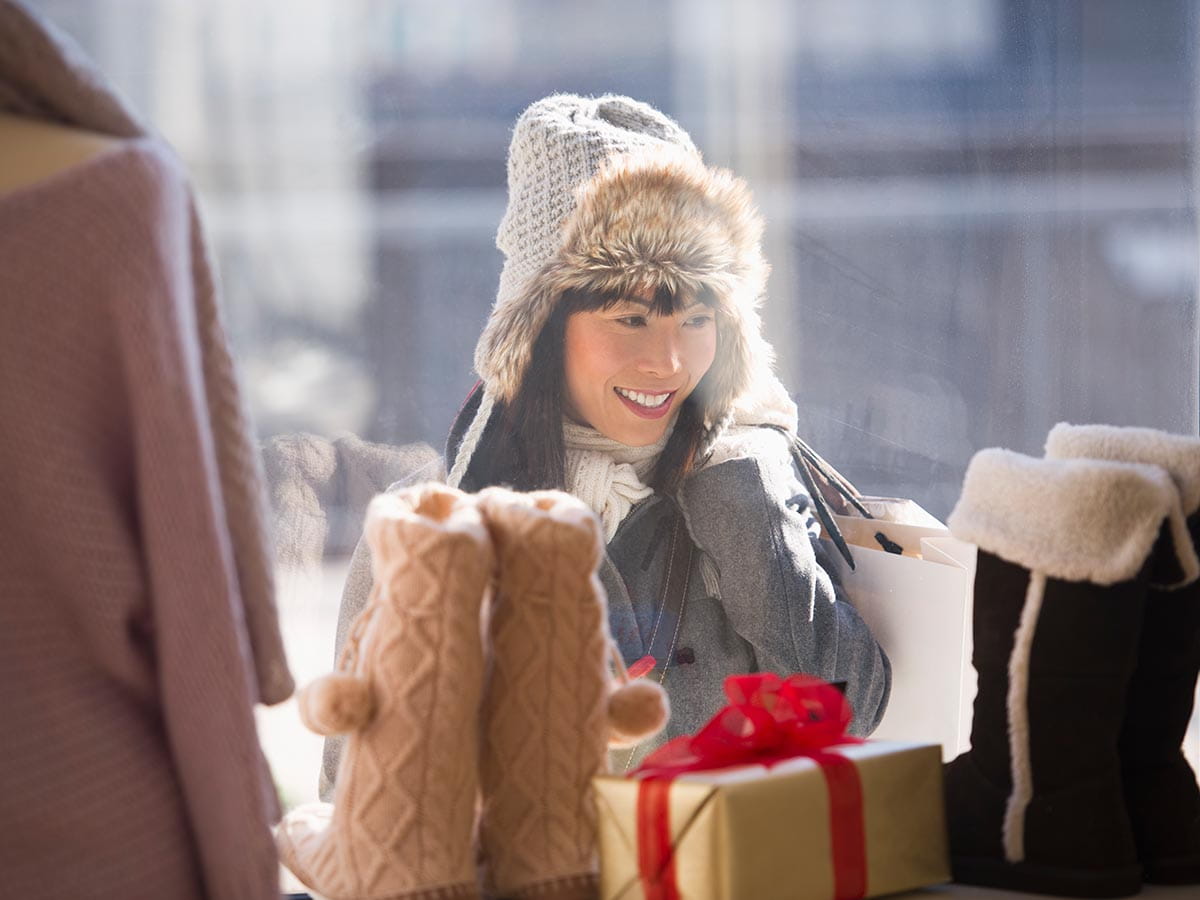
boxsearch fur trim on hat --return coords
[948,448,1180,585]
[1045,423,1200,515]
[474,146,774,430]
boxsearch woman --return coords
[326,94,890,789]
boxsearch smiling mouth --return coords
[614,386,673,408]
[614,386,677,420]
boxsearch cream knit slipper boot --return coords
[277,484,491,900]
[475,487,666,900]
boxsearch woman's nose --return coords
[638,327,683,378]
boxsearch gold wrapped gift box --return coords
[594,741,949,900]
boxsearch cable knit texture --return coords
[277,486,490,900]
[0,3,291,897]
[563,419,665,540]
[476,488,613,900]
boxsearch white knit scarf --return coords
[563,419,668,541]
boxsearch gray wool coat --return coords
[319,427,891,797]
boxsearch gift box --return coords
[593,676,950,900]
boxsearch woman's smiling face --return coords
[563,289,717,446]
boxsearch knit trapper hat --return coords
[448,93,793,488]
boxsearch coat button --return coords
[674,647,696,665]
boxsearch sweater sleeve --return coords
[678,431,891,735]
[113,144,284,899]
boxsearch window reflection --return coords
[33,0,1198,808]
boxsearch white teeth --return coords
[616,387,670,408]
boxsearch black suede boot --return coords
[1046,423,1200,884]
[943,448,1181,898]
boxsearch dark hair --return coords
[465,284,716,496]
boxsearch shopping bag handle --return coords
[762,425,872,571]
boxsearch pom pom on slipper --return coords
[607,679,669,748]
[296,673,374,736]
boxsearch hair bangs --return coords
[562,283,717,318]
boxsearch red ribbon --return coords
[633,674,867,900]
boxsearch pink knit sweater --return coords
[0,3,293,897]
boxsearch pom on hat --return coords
[607,679,670,748]
[297,672,375,737]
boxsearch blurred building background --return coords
[28,0,1199,806]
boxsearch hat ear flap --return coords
[476,272,571,405]
[702,297,757,425]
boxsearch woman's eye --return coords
[616,315,647,327]
[685,314,714,328]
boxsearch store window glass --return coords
[31,0,1198,808]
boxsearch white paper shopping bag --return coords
[830,497,949,557]
[822,503,977,761]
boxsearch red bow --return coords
[635,673,861,778]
